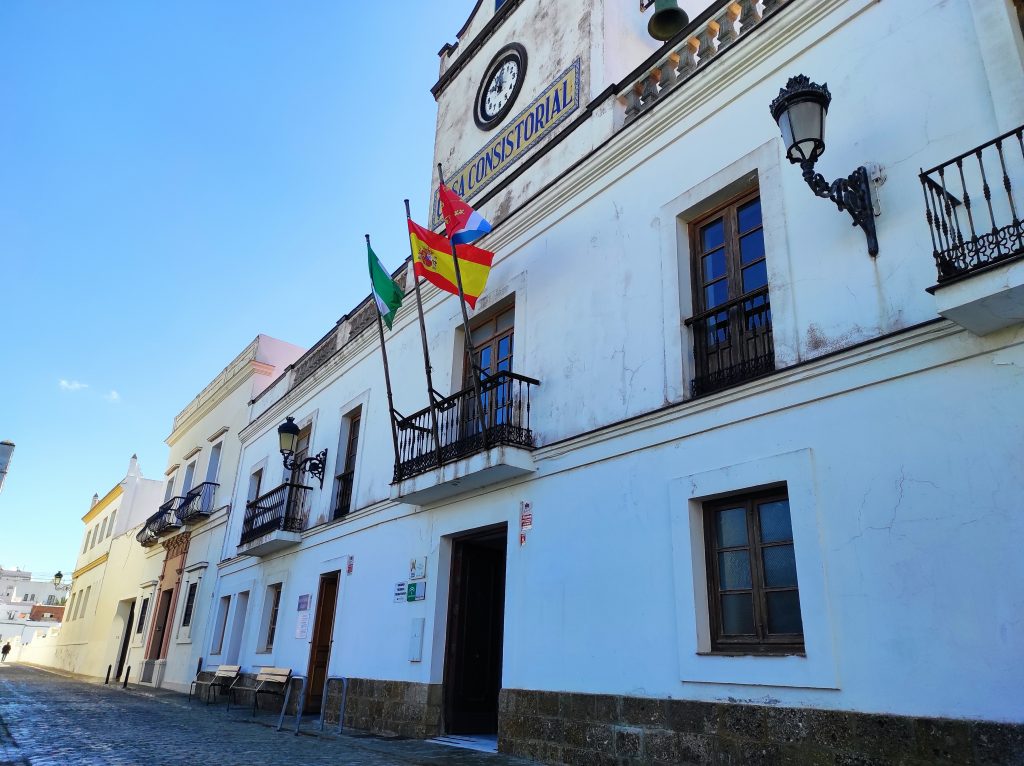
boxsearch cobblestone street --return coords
[0,664,535,766]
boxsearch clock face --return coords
[482,59,519,119]
[475,44,527,130]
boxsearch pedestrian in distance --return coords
[1,642,11,662]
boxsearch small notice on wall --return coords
[297,594,311,611]
[406,582,426,602]
[295,611,310,639]
[520,501,533,531]
[394,582,408,603]
[409,556,427,581]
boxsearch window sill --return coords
[175,638,192,645]
[697,649,806,658]
[254,650,272,655]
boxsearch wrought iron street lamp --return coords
[277,416,328,489]
[770,74,879,256]
[52,571,63,587]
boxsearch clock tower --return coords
[428,0,693,229]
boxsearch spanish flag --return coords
[408,219,493,309]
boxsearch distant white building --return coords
[0,568,71,610]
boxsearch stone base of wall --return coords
[194,673,441,738]
[498,689,1024,766]
[324,678,442,739]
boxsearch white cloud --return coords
[104,390,121,403]
[58,379,88,392]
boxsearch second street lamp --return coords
[277,416,328,489]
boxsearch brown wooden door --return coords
[147,589,174,660]
[444,528,507,734]
[305,572,339,713]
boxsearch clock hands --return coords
[479,52,522,122]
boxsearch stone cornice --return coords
[220,322,1014,572]
[72,553,109,580]
[168,345,263,445]
[82,486,122,524]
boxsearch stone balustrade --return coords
[621,0,789,123]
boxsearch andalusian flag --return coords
[440,184,493,244]
[368,241,404,329]
[408,219,493,309]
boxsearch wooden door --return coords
[444,529,507,734]
[305,572,339,713]
[147,589,173,660]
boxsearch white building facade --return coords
[133,334,304,691]
[181,0,1024,763]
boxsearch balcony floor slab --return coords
[237,530,302,557]
[391,445,536,506]
[930,254,1024,335]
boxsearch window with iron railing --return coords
[687,190,774,396]
[333,409,361,520]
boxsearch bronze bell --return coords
[648,0,689,42]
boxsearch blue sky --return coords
[0,1,473,576]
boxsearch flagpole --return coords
[437,165,489,450]
[366,234,403,477]
[404,199,444,469]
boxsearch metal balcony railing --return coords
[333,471,355,520]
[920,125,1024,282]
[685,286,774,397]
[136,525,158,547]
[136,497,185,546]
[239,482,311,546]
[394,370,539,483]
[176,481,219,523]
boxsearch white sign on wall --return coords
[409,557,427,581]
[295,611,310,639]
[394,582,408,603]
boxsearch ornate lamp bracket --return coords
[282,448,328,489]
[801,160,879,257]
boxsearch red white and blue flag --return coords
[439,183,493,245]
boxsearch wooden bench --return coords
[188,664,240,705]
[227,666,293,717]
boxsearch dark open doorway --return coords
[444,525,507,734]
[305,571,339,714]
[115,600,135,680]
